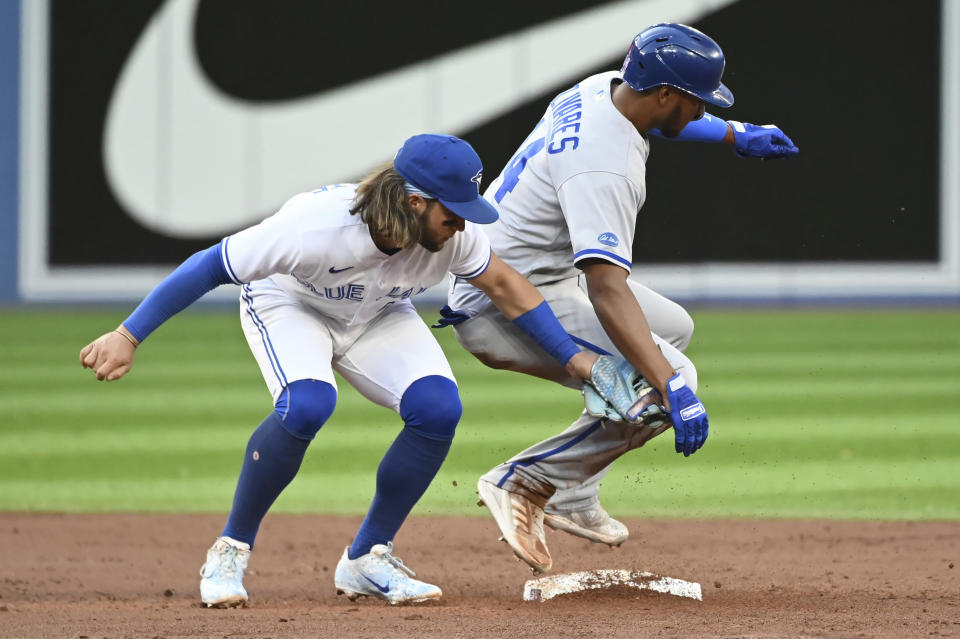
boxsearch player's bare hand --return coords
[79,328,139,381]
[565,351,599,382]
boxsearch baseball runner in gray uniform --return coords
[442,23,799,572]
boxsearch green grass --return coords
[1,307,958,520]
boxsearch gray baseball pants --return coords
[452,275,697,512]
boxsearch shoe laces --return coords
[201,540,247,579]
[373,542,416,578]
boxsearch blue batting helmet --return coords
[620,23,734,108]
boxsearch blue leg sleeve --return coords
[221,379,336,547]
[348,376,461,559]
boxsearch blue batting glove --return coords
[729,121,799,159]
[665,373,709,457]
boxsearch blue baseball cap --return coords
[394,134,499,224]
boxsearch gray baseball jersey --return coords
[450,71,648,315]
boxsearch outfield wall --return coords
[4,0,959,303]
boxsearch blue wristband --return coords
[122,242,233,342]
[650,112,729,143]
[511,301,580,366]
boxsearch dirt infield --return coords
[1,513,957,638]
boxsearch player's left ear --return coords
[657,85,676,105]
[407,193,429,214]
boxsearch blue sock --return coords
[347,428,451,559]
[221,412,309,547]
[348,376,461,559]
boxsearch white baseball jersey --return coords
[221,184,492,327]
[450,71,648,312]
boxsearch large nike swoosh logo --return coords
[104,0,736,239]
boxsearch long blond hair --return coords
[349,163,430,248]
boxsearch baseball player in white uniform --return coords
[444,24,799,572]
[80,134,601,605]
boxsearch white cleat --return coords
[477,480,552,573]
[199,536,250,608]
[544,505,629,546]
[334,543,442,605]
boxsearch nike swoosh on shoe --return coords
[363,576,391,594]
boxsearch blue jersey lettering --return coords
[548,85,583,154]
[494,137,546,203]
[549,84,580,108]
[384,286,416,299]
[553,101,581,120]
[548,137,579,154]
[312,184,349,193]
[552,111,581,130]
[346,284,365,301]
[324,286,345,300]
[495,82,587,202]
[293,275,364,302]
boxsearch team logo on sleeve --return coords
[471,169,483,193]
[598,232,619,247]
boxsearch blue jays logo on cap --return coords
[394,134,498,224]
[598,232,619,247]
